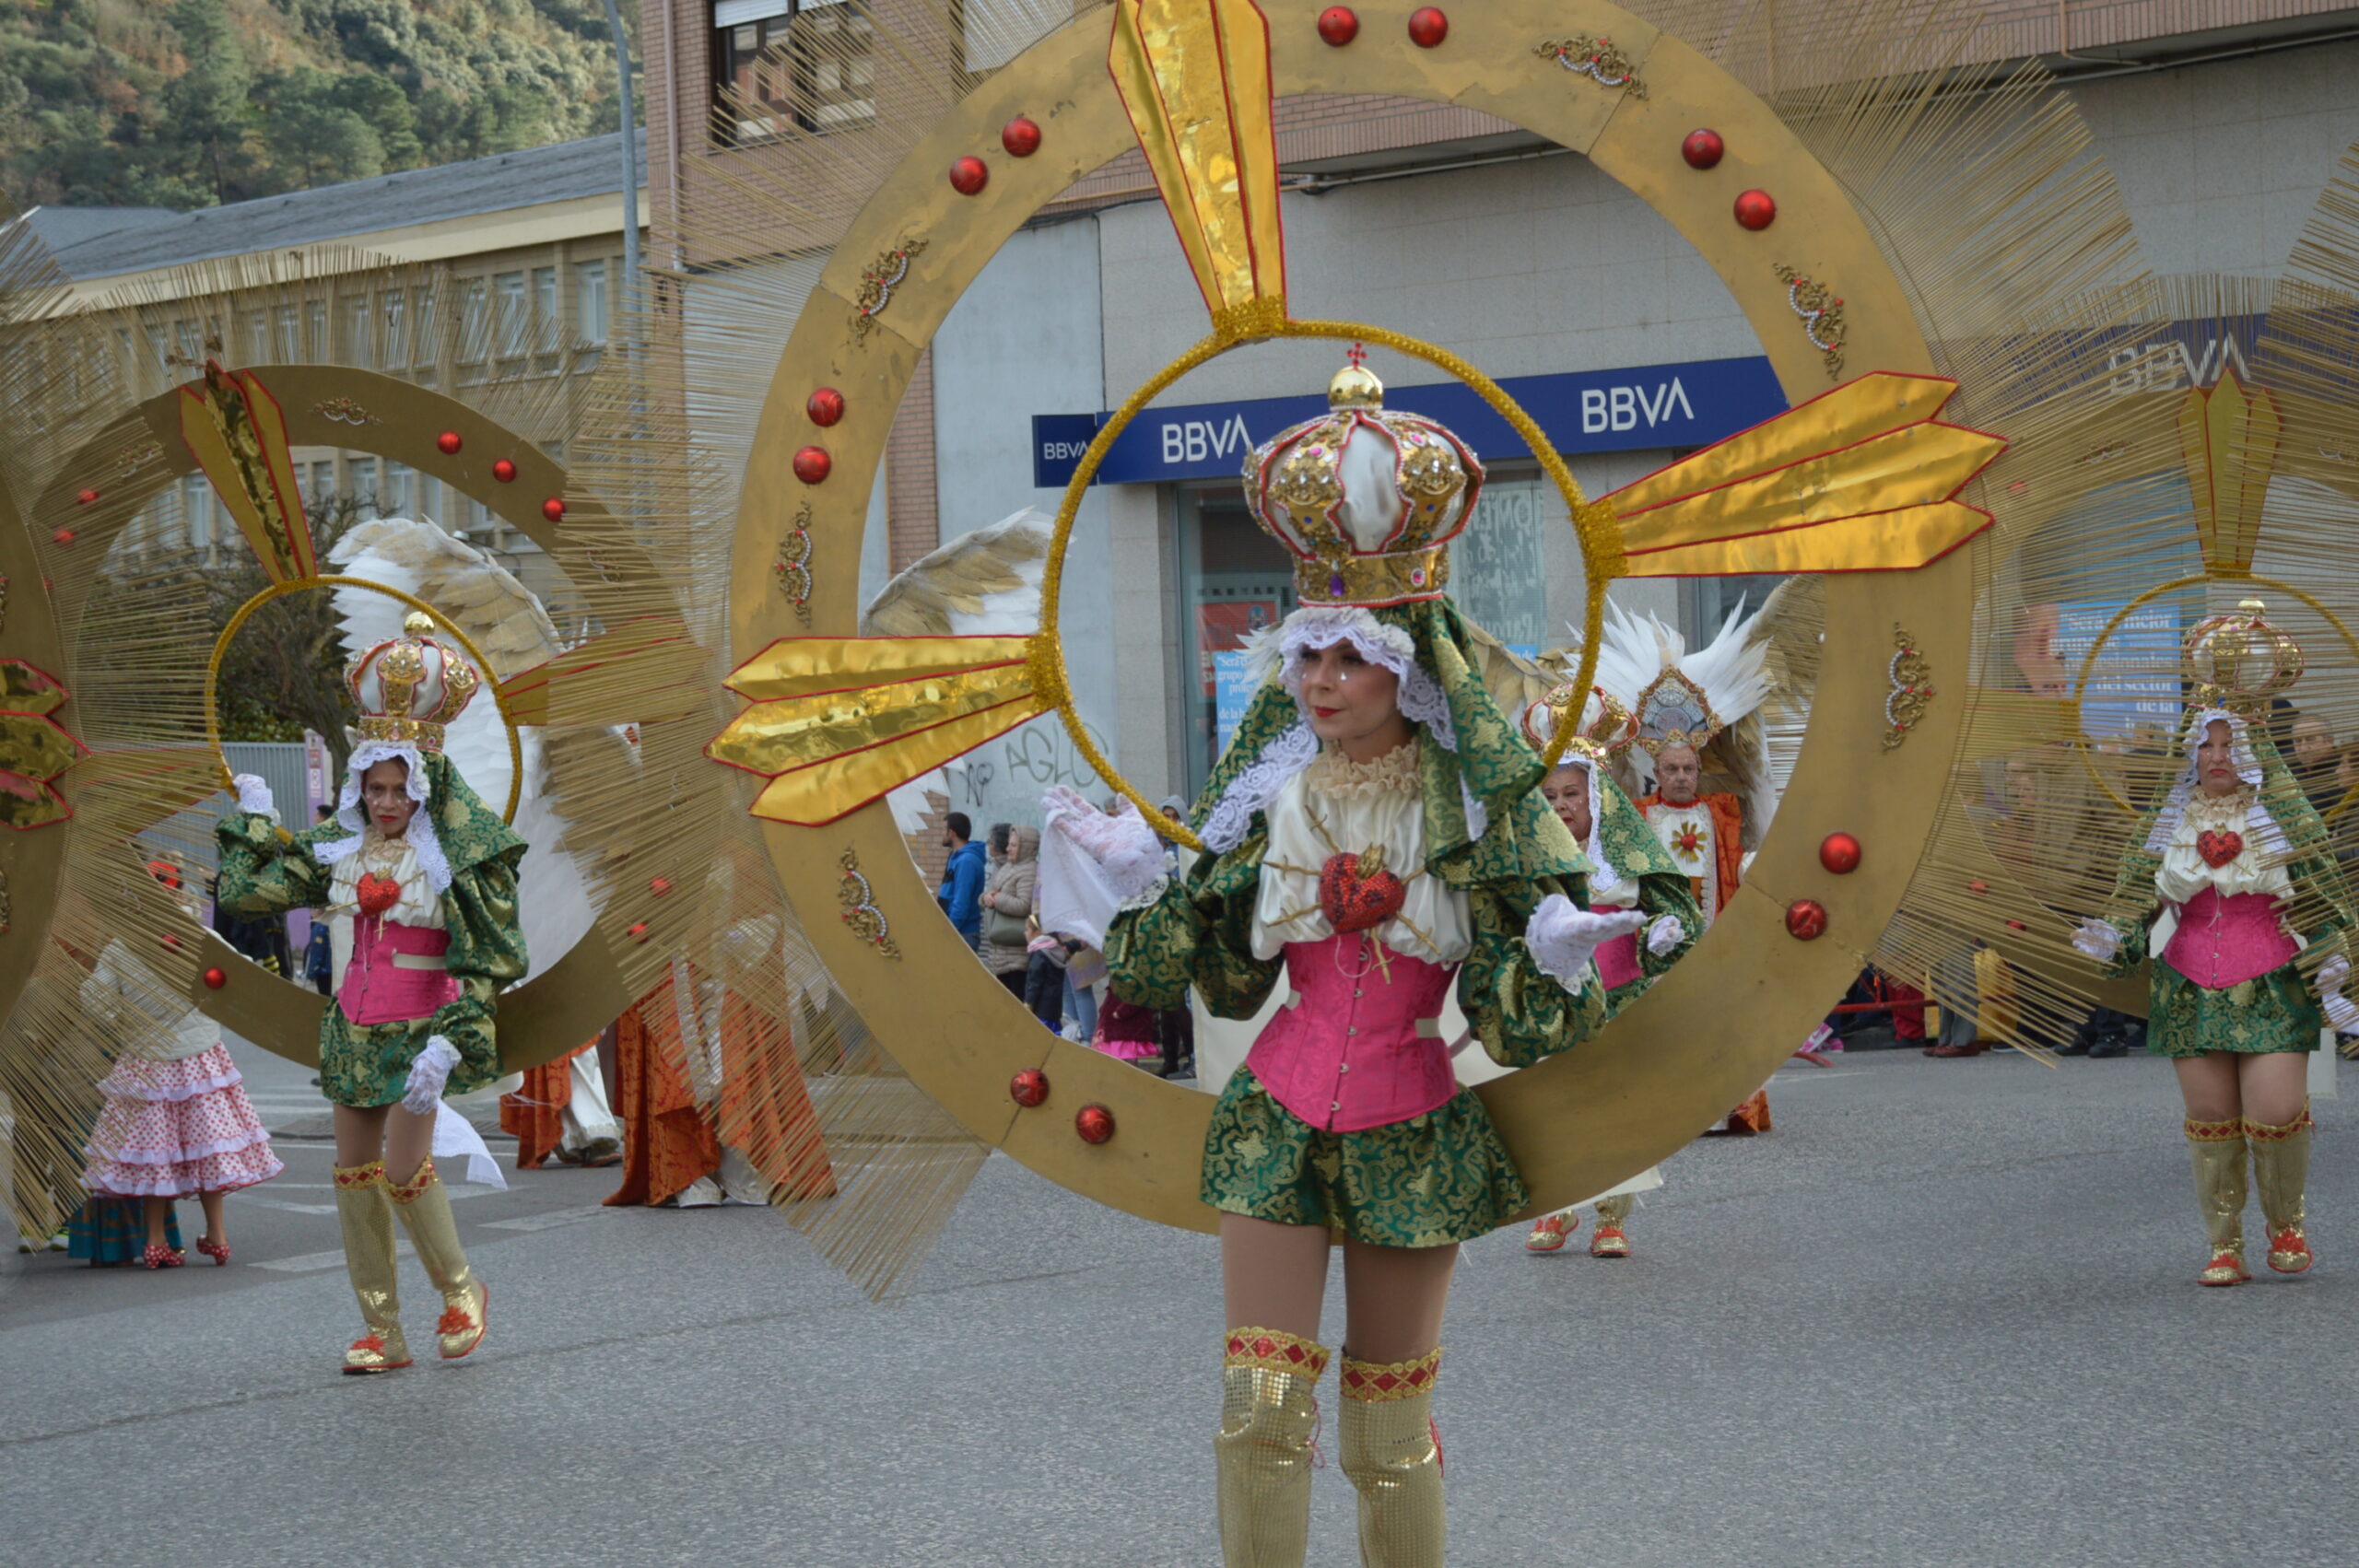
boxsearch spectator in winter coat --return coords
[936,812,987,950]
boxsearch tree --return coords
[159,0,257,204]
[259,67,388,188]
[203,495,370,771]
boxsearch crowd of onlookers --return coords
[936,808,1192,1078]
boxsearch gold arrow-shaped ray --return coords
[710,636,1041,825]
[1602,372,2007,578]
[178,361,313,583]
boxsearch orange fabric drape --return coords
[715,989,837,1203]
[500,1044,585,1173]
[603,977,721,1208]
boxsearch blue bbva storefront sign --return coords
[1032,355,1787,488]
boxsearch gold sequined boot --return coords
[2186,1117,2250,1286]
[1590,1193,1634,1258]
[332,1161,410,1373]
[388,1158,487,1358]
[1215,1328,1329,1568]
[2246,1106,2315,1274]
[1340,1347,1445,1568]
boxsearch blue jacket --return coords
[938,839,987,939]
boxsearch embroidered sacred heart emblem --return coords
[1319,847,1406,934]
[356,872,402,917]
[2197,829,2245,870]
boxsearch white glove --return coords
[231,773,278,822]
[2318,956,2357,1035]
[2071,919,2120,963]
[402,1036,461,1115]
[1043,786,1166,903]
[1524,895,1647,989]
[1645,915,1685,957]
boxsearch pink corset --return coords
[1245,933,1459,1134]
[338,917,459,1025]
[1593,904,1641,992]
[2161,888,2297,991]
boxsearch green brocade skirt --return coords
[2147,956,2321,1059]
[1199,1065,1529,1248]
[317,1009,498,1109]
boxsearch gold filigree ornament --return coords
[836,847,900,957]
[1777,264,1847,380]
[776,503,816,623]
[1535,35,1648,98]
[851,239,931,345]
[1883,623,1934,750]
[312,395,377,427]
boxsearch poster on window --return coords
[2048,599,2184,742]
[1197,600,1279,695]
[1452,480,1546,659]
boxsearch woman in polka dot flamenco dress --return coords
[2074,603,2359,1287]
[217,613,527,1373]
[1041,361,1637,1568]
[79,861,285,1268]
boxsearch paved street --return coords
[8,1041,2359,1568]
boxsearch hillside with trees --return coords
[0,0,640,211]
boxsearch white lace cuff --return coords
[1645,915,1685,956]
[2071,919,2120,963]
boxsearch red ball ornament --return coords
[1318,6,1359,44]
[949,155,990,195]
[75,487,99,507]
[161,933,182,951]
[1010,1069,1050,1108]
[793,446,832,485]
[1967,879,1990,895]
[436,430,463,456]
[1681,128,1725,170]
[1818,832,1862,875]
[202,966,228,989]
[805,386,845,427]
[1733,189,1778,230]
[541,497,566,522]
[1784,899,1828,942]
[1407,6,1448,46]
[1001,116,1041,158]
[492,458,518,484]
[650,876,673,898]
[1075,1103,1116,1144]
[628,922,651,944]
[50,528,73,547]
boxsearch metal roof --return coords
[44,134,645,282]
[16,205,180,255]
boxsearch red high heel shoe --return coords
[195,1236,229,1266]
[142,1243,184,1270]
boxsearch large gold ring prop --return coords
[2071,574,2359,818]
[1039,318,1618,848]
[731,1,1971,1229]
[203,575,527,823]
[41,366,646,1072]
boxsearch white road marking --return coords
[253,1241,417,1272]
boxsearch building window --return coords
[382,291,407,369]
[307,460,335,510]
[459,280,489,363]
[342,297,372,369]
[711,0,874,145]
[533,267,557,351]
[383,461,415,517]
[306,301,328,358]
[495,272,528,357]
[146,325,170,370]
[349,454,380,518]
[275,306,300,361]
[575,259,609,345]
[180,474,212,550]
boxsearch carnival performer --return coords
[1518,690,1699,1258]
[2073,602,2359,1286]
[1041,361,1640,1568]
[217,613,526,1371]
[78,860,284,1268]
[1612,604,1778,1131]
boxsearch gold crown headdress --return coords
[1522,684,1638,763]
[1243,353,1485,608]
[2183,598,2304,720]
[346,611,483,753]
